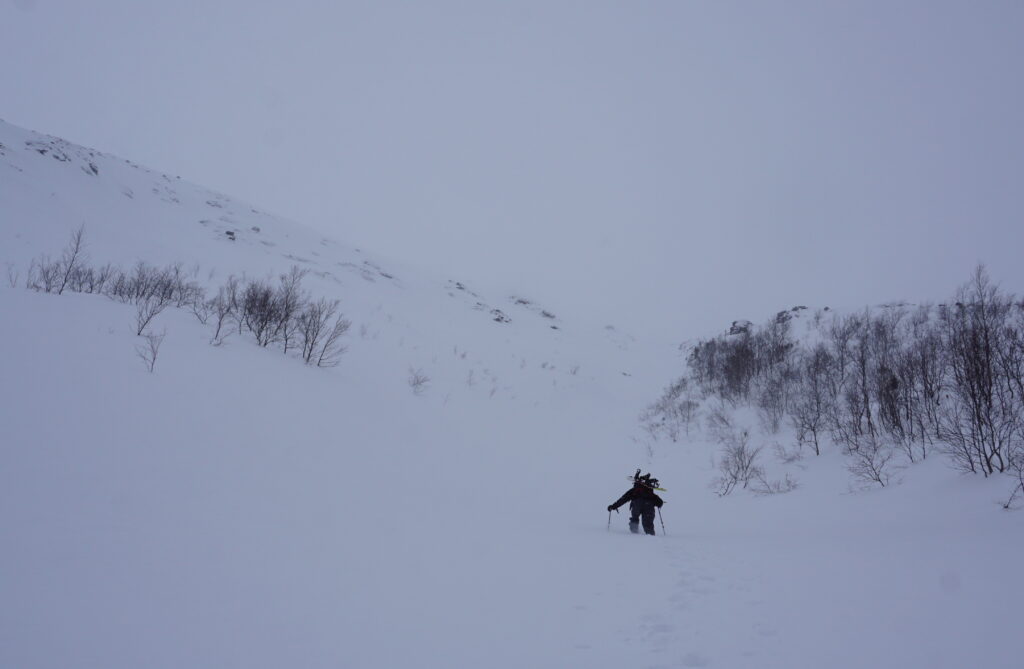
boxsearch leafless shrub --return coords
[845,431,897,488]
[773,441,803,464]
[712,429,763,496]
[752,470,799,495]
[208,279,237,345]
[230,269,311,352]
[28,255,61,292]
[240,279,280,346]
[642,377,701,442]
[891,430,922,467]
[298,298,350,367]
[168,265,204,310]
[66,266,91,293]
[19,235,360,373]
[705,401,735,442]
[103,267,129,302]
[191,296,211,324]
[408,367,430,395]
[135,292,171,335]
[105,261,180,307]
[68,262,114,294]
[135,329,166,373]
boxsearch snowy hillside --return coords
[2,119,1022,669]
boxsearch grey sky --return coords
[3,1,1023,337]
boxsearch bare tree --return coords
[872,308,906,441]
[850,313,877,442]
[274,266,309,354]
[757,371,794,434]
[207,278,238,345]
[298,298,350,367]
[996,302,1024,436]
[914,325,946,446]
[316,316,351,367]
[789,344,833,455]
[888,308,943,461]
[937,266,1019,476]
[6,262,19,288]
[687,332,758,401]
[164,265,204,312]
[135,329,166,373]
[228,274,246,334]
[56,225,87,295]
[1003,442,1024,509]
[824,313,861,423]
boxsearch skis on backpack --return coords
[629,469,666,491]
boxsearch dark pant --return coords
[629,501,656,535]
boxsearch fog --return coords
[3,0,1022,336]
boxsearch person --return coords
[608,470,664,535]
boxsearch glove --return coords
[607,505,614,512]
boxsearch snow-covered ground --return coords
[2,119,1021,668]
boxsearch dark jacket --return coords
[609,483,663,511]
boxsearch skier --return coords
[608,470,664,535]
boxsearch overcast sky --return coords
[3,1,1023,337]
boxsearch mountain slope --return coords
[1,119,1022,669]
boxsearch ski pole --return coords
[607,510,611,532]
[658,507,666,536]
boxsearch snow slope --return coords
[2,119,1022,669]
